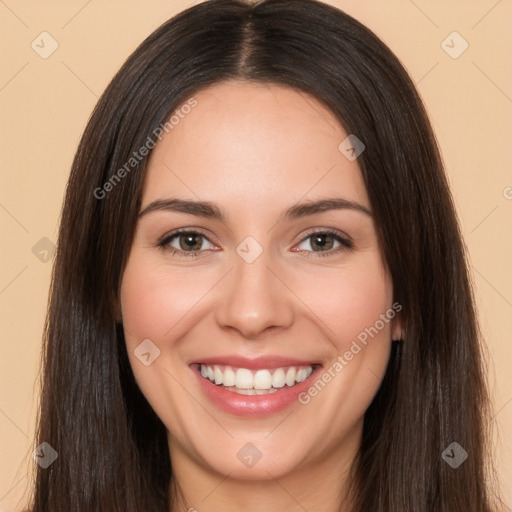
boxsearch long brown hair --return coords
[31,0,500,510]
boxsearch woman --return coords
[31,0,501,510]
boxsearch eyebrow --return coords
[138,197,372,221]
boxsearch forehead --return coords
[143,81,369,211]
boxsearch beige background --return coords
[1,0,511,509]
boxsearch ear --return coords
[391,308,404,341]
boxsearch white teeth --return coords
[235,368,253,389]
[272,368,286,388]
[225,387,279,395]
[223,367,236,387]
[285,367,296,386]
[214,365,223,385]
[296,368,307,383]
[231,388,256,395]
[199,363,315,392]
[253,369,272,390]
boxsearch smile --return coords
[199,364,315,395]
[191,359,321,417]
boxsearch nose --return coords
[214,251,295,339]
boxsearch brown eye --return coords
[159,230,216,257]
[177,232,204,251]
[296,230,353,258]
[309,233,336,251]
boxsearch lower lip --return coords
[192,365,320,417]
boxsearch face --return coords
[120,81,401,482]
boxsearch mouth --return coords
[196,363,316,395]
[190,359,321,417]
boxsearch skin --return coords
[120,81,402,512]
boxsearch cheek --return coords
[119,255,210,437]
[120,255,207,344]
[291,261,393,445]
[292,255,393,348]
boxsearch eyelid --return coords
[296,227,352,245]
[292,227,353,258]
[157,228,220,258]
[157,227,216,245]
[158,227,353,258]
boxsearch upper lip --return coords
[190,355,321,369]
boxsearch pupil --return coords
[312,234,333,251]
[181,234,201,251]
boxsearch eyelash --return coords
[295,228,353,259]
[157,228,353,259]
